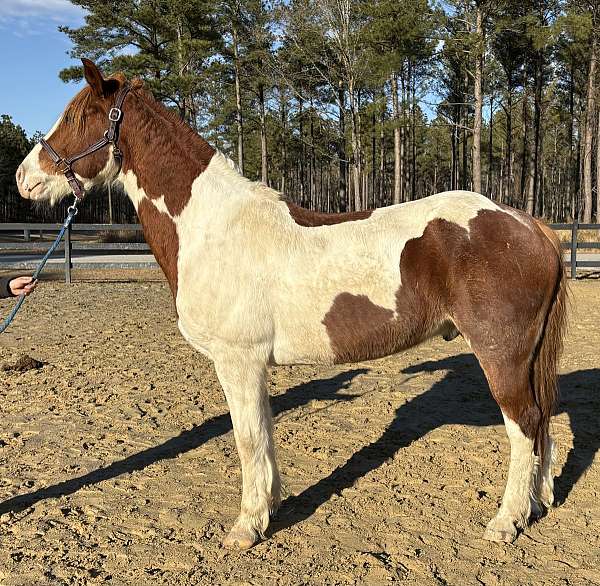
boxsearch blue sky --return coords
[0,0,87,137]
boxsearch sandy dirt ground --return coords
[0,271,598,586]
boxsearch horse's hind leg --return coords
[480,363,540,543]
[213,351,281,549]
[535,432,555,509]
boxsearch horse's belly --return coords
[270,297,446,366]
[271,325,335,365]
[323,310,432,364]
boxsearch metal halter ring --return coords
[108,107,122,122]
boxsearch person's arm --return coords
[0,276,37,299]
[0,277,12,299]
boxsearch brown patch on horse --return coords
[322,207,564,455]
[322,294,394,360]
[286,202,373,226]
[450,209,563,449]
[121,86,214,217]
[322,218,463,364]
[137,198,179,299]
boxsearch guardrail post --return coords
[23,228,30,242]
[65,222,72,284]
[570,219,578,279]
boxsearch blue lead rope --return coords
[0,202,78,334]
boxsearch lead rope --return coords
[0,199,79,334]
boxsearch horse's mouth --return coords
[27,182,45,199]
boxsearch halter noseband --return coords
[39,83,131,201]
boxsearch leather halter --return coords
[39,83,131,201]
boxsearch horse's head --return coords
[16,59,128,204]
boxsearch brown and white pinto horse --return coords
[16,61,567,549]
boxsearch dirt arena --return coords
[0,272,598,586]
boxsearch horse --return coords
[16,60,567,550]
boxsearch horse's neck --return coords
[117,95,281,299]
[120,93,217,217]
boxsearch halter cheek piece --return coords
[39,83,131,201]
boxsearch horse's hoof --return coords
[222,526,258,550]
[483,518,517,543]
[483,527,516,543]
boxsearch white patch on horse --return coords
[120,169,147,211]
[151,195,173,218]
[484,413,537,542]
[536,435,555,508]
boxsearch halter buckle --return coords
[56,160,71,175]
[108,107,122,122]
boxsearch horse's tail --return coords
[531,221,568,457]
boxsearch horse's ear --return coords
[82,58,108,97]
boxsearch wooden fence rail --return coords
[0,223,156,283]
[549,222,600,279]
[1,221,599,283]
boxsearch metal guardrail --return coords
[550,222,600,279]
[0,223,157,283]
[0,221,599,283]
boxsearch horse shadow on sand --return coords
[0,368,367,516]
[274,354,599,533]
[0,354,598,532]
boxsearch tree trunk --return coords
[533,49,544,217]
[348,77,361,211]
[521,79,530,206]
[597,107,600,222]
[506,85,513,206]
[526,142,535,216]
[391,73,401,204]
[401,68,407,201]
[338,82,347,211]
[451,106,458,190]
[107,182,113,224]
[310,102,316,209]
[232,25,244,173]
[411,66,417,199]
[568,59,575,220]
[379,86,386,206]
[371,109,376,209]
[472,4,484,194]
[280,86,287,194]
[583,39,597,223]
[258,83,268,184]
[299,98,305,205]
[487,96,494,199]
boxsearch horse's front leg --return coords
[214,352,280,549]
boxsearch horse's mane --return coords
[63,74,211,157]
[130,82,215,161]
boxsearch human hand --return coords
[9,276,37,296]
